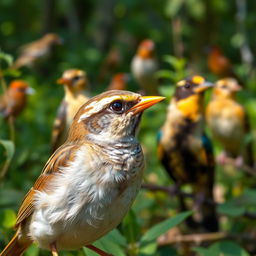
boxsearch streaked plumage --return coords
[158,76,218,232]
[131,39,159,95]
[0,80,34,119]
[0,90,164,256]
[12,33,62,69]
[206,78,253,166]
[51,69,90,152]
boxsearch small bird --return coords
[131,39,159,95]
[206,78,253,167]
[158,75,218,232]
[0,80,34,119]
[207,46,237,79]
[106,73,129,91]
[51,69,90,152]
[0,90,164,256]
[98,46,122,82]
[12,33,62,69]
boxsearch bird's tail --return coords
[0,230,32,256]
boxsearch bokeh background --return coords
[1,0,256,255]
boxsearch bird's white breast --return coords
[29,144,143,250]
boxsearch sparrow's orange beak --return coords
[57,78,71,86]
[128,96,165,115]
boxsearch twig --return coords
[218,156,256,177]
[157,231,256,246]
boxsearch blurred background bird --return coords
[51,69,90,152]
[0,90,164,256]
[131,39,159,95]
[158,75,218,232]
[11,33,62,70]
[97,46,123,83]
[206,78,254,167]
[207,46,239,81]
[0,80,34,120]
[106,72,129,91]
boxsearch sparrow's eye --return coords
[110,100,124,113]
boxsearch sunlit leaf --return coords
[0,140,15,161]
[140,211,192,244]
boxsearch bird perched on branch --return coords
[0,80,34,120]
[51,69,90,152]
[158,75,218,232]
[12,33,62,69]
[207,46,238,80]
[0,90,164,256]
[206,78,253,167]
[106,72,129,91]
[131,39,159,95]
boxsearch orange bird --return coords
[12,33,62,69]
[207,46,238,79]
[0,80,34,119]
[106,73,129,91]
[131,39,159,95]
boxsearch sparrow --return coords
[206,78,253,167]
[207,46,238,79]
[51,69,90,152]
[157,75,219,232]
[12,33,62,69]
[106,73,129,91]
[131,39,159,95]
[0,80,34,119]
[0,90,164,256]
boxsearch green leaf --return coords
[139,241,157,256]
[217,203,245,217]
[0,140,15,161]
[122,209,140,244]
[0,51,13,67]
[0,209,16,228]
[140,211,192,244]
[83,232,126,256]
[193,241,250,256]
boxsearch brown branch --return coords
[157,231,256,246]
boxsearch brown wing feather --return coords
[51,101,67,153]
[15,143,78,227]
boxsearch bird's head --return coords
[108,73,130,91]
[9,80,34,96]
[68,90,164,142]
[173,76,213,120]
[213,78,241,99]
[42,33,63,46]
[57,69,88,94]
[137,39,155,59]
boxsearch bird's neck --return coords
[64,86,89,100]
[88,134,138,148]
[174,94,204,122]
